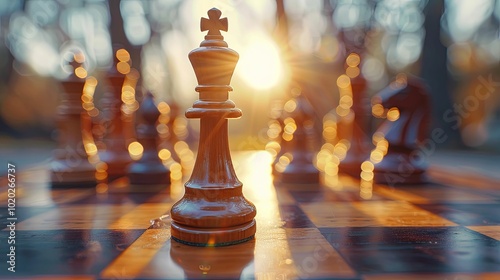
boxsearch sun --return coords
[237,37,284,90]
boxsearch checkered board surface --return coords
[1,151,500,280]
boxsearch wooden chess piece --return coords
[127,91,170,185]
[50,52,96,187]
[371,74,431,184]
[336,53,371,178]
[273,92,319,184]
[170,8,256,246]
[98,50,133,180]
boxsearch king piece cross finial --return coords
[200,8,228,36]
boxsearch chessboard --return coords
[1,149,499,280]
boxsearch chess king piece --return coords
[50,52,97,186]
[127,91,170,185]
[170,8,256,246]
[336,53,371,178]
[273,92,319,184]
[371,74,431,184]
[98,50,133,180]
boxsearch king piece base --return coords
[170,219,256,247]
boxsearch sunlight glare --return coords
[238,37,283,90]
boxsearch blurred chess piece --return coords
[273,89,319,184]
[170,8,256,246]
[269,108,286,175]
[371,74,431,184]
[50,51,96,187]
[336,53,371,178]
[157,101,182,165]
[127,91,170,185]
[98,49,133,180]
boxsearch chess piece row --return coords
[49,50,178,187]
[271,53,431,185]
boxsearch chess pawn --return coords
[371,74,431,184]
[273,93,320,184]
[98,50,133,180]
[170,8,256,246]
[336,54,371,178]
[50,52,96,186]
[127,91,170,185]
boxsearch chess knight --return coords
[371,74,432,184]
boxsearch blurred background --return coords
[0,0,499,168]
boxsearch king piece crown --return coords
[189,7,239,89]
[186,7,242,119]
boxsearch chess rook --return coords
[50,52,96,187]
[170,8,257,246]
[98,50,133,180]
[127,91,170,185]
[371,74,431,184]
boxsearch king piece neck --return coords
[200,35,228,47]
